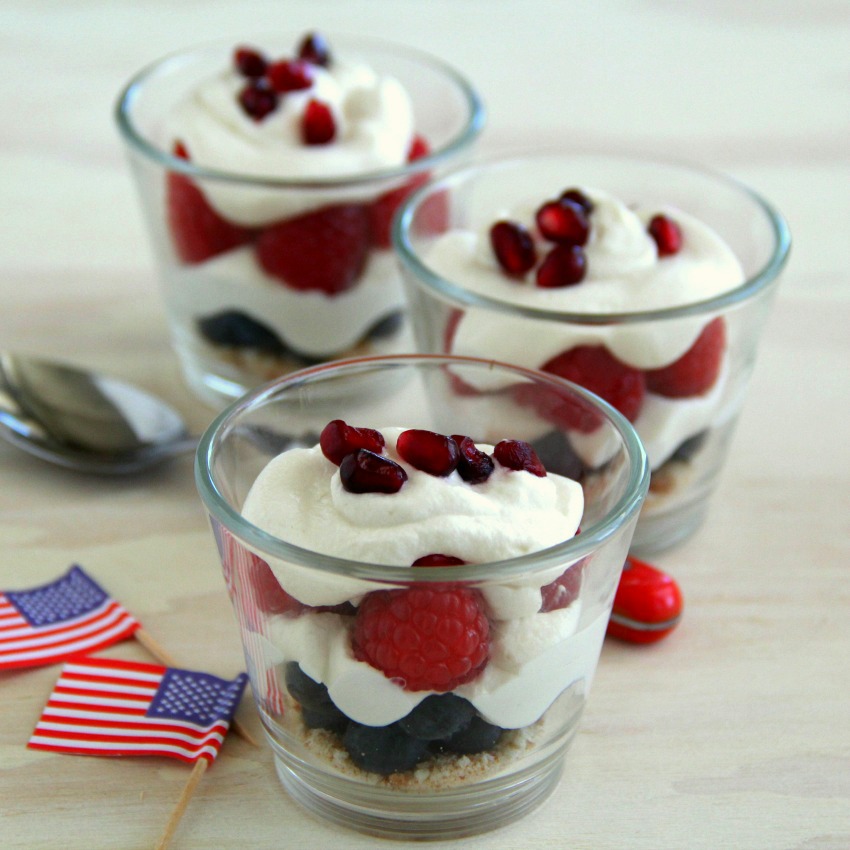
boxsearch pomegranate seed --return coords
[298,32,331,66]
[489,220,536,276]
[412,554,467,567]
[535,198,590,245]
[267,59,314,93]
[320,420,385,466]
[238,81,278,121]
[648,214,683,256]
[301,98,336,145]
[408,135,431,161]
[493,440,547,477]
[535,244,587,288]
[560,188,594,215]
[452,435,495,484]
[234,46,268,78]
[397,429,460,477]
[340,449,407,494]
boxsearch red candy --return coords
[606,556,683,644]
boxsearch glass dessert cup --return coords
[195,354,649,839]
[394,155,790,554]
[116,35,484,408]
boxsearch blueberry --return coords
[343,721,428,775]
[366,310,403,340]
[670,430,708,463]
[284,662,349,730]
[301,705,348,734]
[530,430,587,479]
[197,310,285,352]
[434,715,504,755]
[398,694,476,741]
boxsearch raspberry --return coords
[540,345,646,430]
[353,585,490,692]
[166,141,253,264]
[539,559,585,612]
[645,317,726,398]
[255,204,369,294]
[412,554,466,567]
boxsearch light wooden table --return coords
[1,2,848,848]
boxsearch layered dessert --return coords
[422,186,744,504]
[161,33,444,383]
[229,421,603,784]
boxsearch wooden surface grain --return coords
[1,2,848,848]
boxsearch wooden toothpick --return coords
[154,758,209,850]
[134,627,258,747]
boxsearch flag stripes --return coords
[29,657,247,764]
[0,567,139,670]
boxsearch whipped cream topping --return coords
[421,188,744,468]
[167,246,406,356]
[242,427,582,579]
[427,188,744,325]
[167,56,415,225]
[241,428,597,729]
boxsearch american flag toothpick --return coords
[1,565,256,746]
[28,656,249,850]
[0,566,139,669]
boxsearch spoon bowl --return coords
[0,352,198,474]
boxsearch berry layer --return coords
[167,245,406,357]
[241,428,601,730]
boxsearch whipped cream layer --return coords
[167,245,405,357]
[242,427,595,729]
[427,188,743,332]
[242,428,583,609]
[423,188,744,468]
[167,56,415,225]
[263,606,608,729]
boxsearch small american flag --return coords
[0,566,140,670]
[28,656,249,764]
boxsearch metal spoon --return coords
[0,352,198,474]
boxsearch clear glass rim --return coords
[195,354,650,583]
[114,33,486,189]
[393,152,791,324]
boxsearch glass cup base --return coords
[630,498,710,555]
[273,738,569,840]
